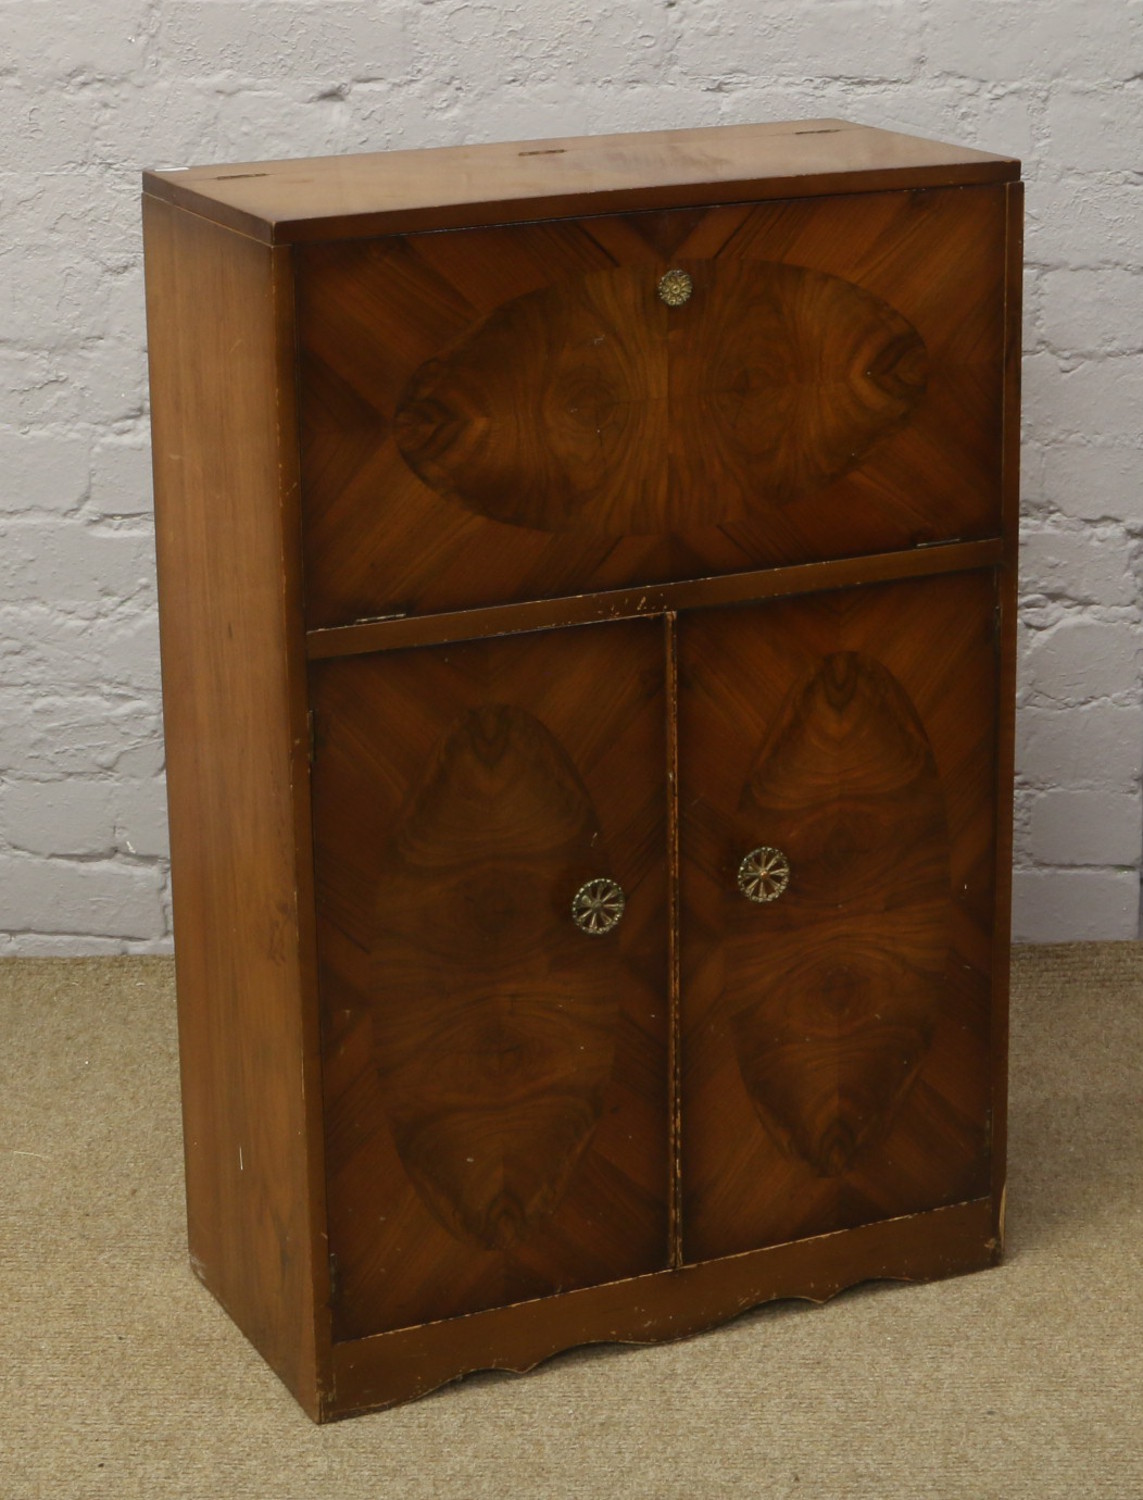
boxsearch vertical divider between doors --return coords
[664,610,683,1269]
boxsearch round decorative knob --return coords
[737,846,791,903]
[657,268,693,307]
[571,877,626,935]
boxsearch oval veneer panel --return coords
[727,651,950,1176]
[371,704,621,1250]
[392,262,927,536]
[393,268,667,534]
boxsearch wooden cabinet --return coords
[143,118,1022,1421]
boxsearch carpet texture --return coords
[1,944,1141,1498]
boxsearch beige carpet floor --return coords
[1,945,1141,1498]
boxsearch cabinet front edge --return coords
[306,538,1008,660]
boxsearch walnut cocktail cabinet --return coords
[143,119,1022,1422]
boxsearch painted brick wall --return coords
[1,0,1141,951]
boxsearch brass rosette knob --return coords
[737,846,791,903]
[657,268,693,306]
[571,877,626,935]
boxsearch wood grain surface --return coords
[297,185,1006,627]
[393,260,926,535]
[310,620,670,1339]
[678,572,999,1262]
[142,199,330,1414]
[141,118,1017,245]
[729,651,950,1177]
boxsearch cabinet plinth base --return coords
[321,1197,996,1421]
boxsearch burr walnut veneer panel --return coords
[298,186,1006,626]
[679,573,998,1262]
[311,622,670,1338]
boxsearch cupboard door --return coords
[297,185,1006,627]
[311,620,670,1338]
[678,573,998,1263]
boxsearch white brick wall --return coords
[1,0,1141,950]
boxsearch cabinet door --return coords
[678,573,998,1263]
[311,620,670,1338]
[297,186,1006,626]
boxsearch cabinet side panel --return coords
[990,179,1024,1241]
[142,196,328,1414]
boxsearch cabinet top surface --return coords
[142,117,1020,245]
